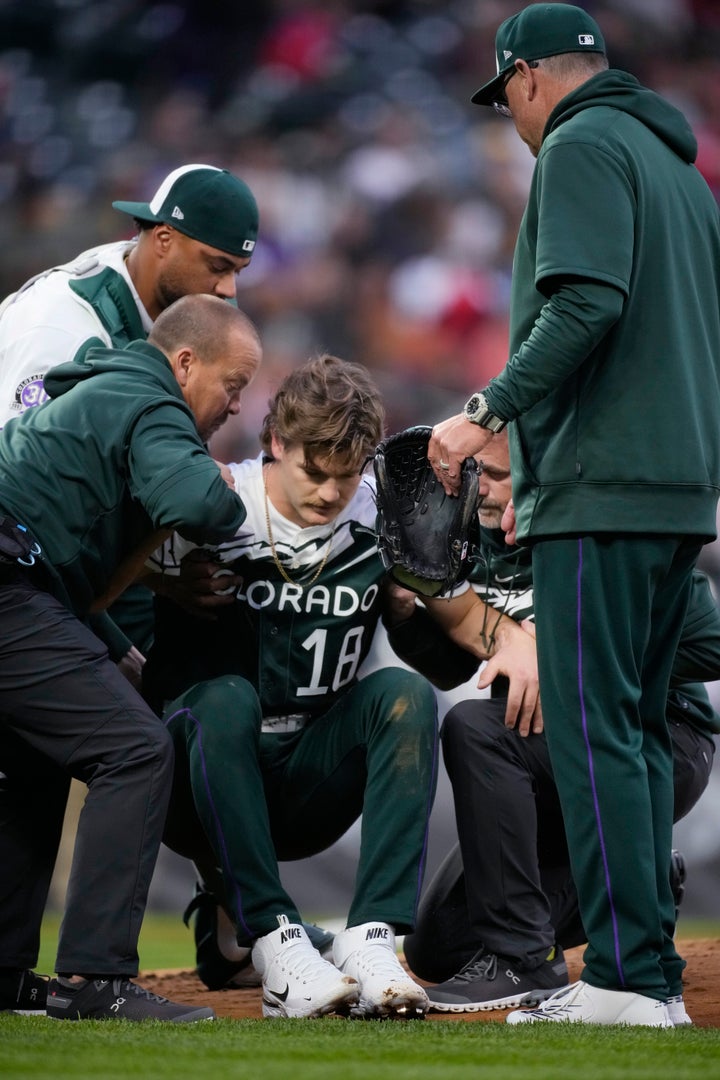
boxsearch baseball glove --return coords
[372,425,480,597]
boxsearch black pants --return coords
[0,576,173,975]
[403,697,714,984]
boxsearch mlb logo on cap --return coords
[471,3,606,107]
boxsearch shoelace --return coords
[281,941,337,982]
[529,982,580,1015]
[112,978,173,1005]
[453,952,498,984]
[350,943,406,979]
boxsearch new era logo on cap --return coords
[111,162,259,259]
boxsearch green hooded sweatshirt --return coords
[0,339,246,616]
[484,69,720,542]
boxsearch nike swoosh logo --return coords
[265,984,290,1002]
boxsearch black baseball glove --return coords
[372,425,480,597]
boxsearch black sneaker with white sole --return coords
[427,947,569,1013]
[183,885,257,990]
[184,883,336,991]
[0,968,49,1014]
[46,976,216,1022]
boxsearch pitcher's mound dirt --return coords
[140,938,719,1026]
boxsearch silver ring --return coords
[439,461,450,471]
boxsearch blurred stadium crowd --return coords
[2,0,720,461]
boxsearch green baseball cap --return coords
[471,3,606,107]
[112,163,259,258]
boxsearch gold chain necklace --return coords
[263,463,336,589]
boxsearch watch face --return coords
[466,395,481,415]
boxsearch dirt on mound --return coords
[140,938,720,1026]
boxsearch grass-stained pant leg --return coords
[532,534,701,1000]
[264,668,439,933]
[162,676,302,943]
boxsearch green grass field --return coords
[0,915,716,1080]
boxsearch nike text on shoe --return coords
[506,980,672,1026]
[45,977,215,1022]
[333,921,429,1020]
[0,968,49,1014]
[183,884,258,989]
[666,994,693,1026]
[427,947,568,1013]
[251,914,358,1019]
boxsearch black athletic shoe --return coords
[183,883,336,991]
[183,885,257,990]
[670,849,686,923]
[427,947,569,1013]
[0,969,48,1014]
[46,976,215,1022]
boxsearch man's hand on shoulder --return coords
[213,460,235,490]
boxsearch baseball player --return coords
[0,295,261,1019]
[0,161,258,660]
[142,355,539,1020]
[397,429,718,1028]
[429,4,720,1025]
[0,164,259,1015]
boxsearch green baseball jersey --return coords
[146,455,386,716]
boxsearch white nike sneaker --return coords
[251,915,358,1019]
[665,994,693,1026]
[506,980,672,1026]
[333,922,429,1020]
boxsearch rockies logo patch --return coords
[13,374,49,412]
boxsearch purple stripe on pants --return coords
[165,706,251,938]
[575,539,625,987]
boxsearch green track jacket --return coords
[484,70,720,542]
[0,339,246,616]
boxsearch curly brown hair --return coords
[260,354,385,472]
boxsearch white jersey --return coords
[0,239,151,428]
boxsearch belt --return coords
[261,713,310,733]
